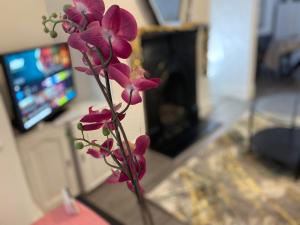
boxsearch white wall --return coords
[0,95,42,225]
[207,0,258,104]
[259,0,278,36]
[0,0,51,54]
[0,0,54,116]
[190,0,210,24]
[0,1,50,222]
[274,1,300,40]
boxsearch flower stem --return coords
[51,16,154,225]
[82,53,154,225]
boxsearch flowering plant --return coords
[42,1,160,224]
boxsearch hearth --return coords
[141,27,200,157]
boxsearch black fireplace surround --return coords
[141,28,199,157]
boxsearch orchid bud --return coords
[50,30,57,38]
[44,27,49,33]
[77,123,83,131]
[51,13,58,18]
[102,127,110,136]
[63,4,72,12]
[75,142,84,150]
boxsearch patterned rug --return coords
[147,116,300,225]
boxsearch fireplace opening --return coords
[141,28,200,157]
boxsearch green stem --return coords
[75,137,124,170]
[119,90,133,115]
[103,156,120,169]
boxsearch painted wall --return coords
[259,0,278,36]
[207,0,258,104]
[0,1,51,222]
[0,0,51,54]
[0,94,42,225]
[190,0,210,23]
[0,0,54,116]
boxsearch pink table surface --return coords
[32,201,110,225]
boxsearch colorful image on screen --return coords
[3,43,76,130]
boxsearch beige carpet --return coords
[147,116,300,225]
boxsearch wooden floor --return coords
[83,98,248,225]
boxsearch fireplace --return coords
[141,27,200,157]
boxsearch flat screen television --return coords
[1,43,76,131]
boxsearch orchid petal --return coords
[86,48,102,65]
[117,8,138,41]
[136,157,146,180]
[80,111,111,123]
[119,171,130,182]
[75,65,102,75]
[82,123,103,131]
[104,122,116,131]
[64,6,83,24]
[111,63,130,77]
[134,135,150,156]
[84,49,117,72]
[68,33,88,52]
[118,113,126,121]
[100,138,114,156]
[75,0,105,20]
[102,5,120,33]
[113,149,124,161]
[112,38,132,59]
[88,106,99,114]
[80,21,110,54]
[108,64,131,87]
[122,89,142,105]
[106,170,121,184]
[127,181,144,194]
[114,103,123,111]
[133,78,160,91]
[87,148,101,158]
[75,66,93,75]
[62,19,77,33]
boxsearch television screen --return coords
[2,43,76,131]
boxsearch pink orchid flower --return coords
[63,0,105,33]
[68,32,89,52]
[80,104,124,131]
[106,135,150,186]
[109,66,160,105]
[67,36,131,81]
[87,138,114,158]
[106,168,144,194]
[80,5,137,59]
[71,46,131,82]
